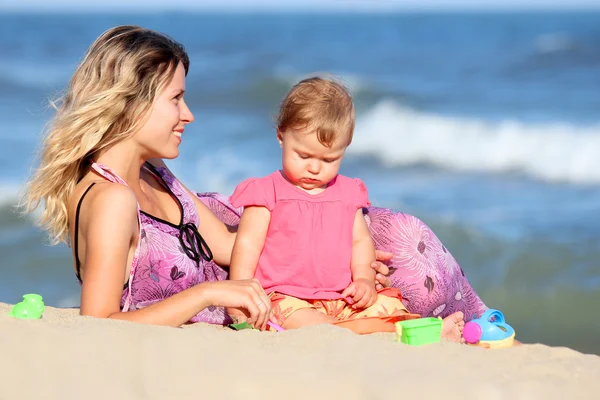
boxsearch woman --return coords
[23,25,485,333]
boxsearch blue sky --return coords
[2,0,600,12]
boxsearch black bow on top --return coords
[178,222,213,265]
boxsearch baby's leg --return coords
[440,312,465,343]
[270,293,334,330]
[282,308,335,330]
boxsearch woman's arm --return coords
[78,183,271,328]
[226,206,271,327]
[229,206,271,281]
[78,184,140,318]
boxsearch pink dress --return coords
[230,171,370,300]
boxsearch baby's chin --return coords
[295,181,327,192]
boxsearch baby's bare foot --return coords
[441,311,465,343]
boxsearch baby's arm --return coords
[351,209,377,281]
[229,206,271,281]
[342,209,377,309]
[228,206,271,323]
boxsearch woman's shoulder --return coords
[72,174,136,204]
[86,182,137,207]
[69,178,138,230]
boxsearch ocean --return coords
[1,11,599,354]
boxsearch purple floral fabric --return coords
[362,207,487,320]
[126,167,231,324]
[198,192,487,321]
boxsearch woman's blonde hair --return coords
[277,76,355,147]
[23,25,189,244]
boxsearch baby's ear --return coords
[276,130,284,146]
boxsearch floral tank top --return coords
[76,162,231,325]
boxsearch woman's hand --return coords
[203,279,272,330]
[372,250,393,290]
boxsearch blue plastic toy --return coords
[463,309,515,349]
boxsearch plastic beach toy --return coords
[395,317,443,346]
[9,294,45,319]
[229,321,253,330]
[463,309,515,349]
[229,321,285,332]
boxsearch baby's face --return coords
[278,128,348,192]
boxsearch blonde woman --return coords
[23,25,400,330]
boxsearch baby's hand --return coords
[342,278,377,309]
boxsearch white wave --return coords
[535,33,576,54]
[350,100,600,184]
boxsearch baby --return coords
[228,77,414,331]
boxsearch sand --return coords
[1,302,599,400]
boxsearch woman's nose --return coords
[181,99,194,123]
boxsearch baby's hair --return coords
[22,25,189,244]
[276,76,355,147]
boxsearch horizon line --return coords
[2,3,600,13]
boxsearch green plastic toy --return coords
[395,317,442,346]
[229,321,254,330]
[229,321,285,331]
[9,294,45,319]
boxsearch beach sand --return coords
[1,302,599,400]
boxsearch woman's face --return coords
[135,62,194,159]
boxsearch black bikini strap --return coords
[74,183,97,282]
[74,183,129,290]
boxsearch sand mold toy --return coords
[395,317,443,346]
[9,294,45,319]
